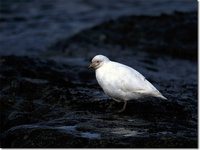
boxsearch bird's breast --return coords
[95,68,126,100]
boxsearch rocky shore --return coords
[0,2,197,147]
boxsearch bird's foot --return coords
[117,108,125,113]
[117,101,127,113]
[107,102,114,109]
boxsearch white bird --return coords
[89,55,167,113]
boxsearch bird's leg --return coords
[118,101,127,113]
[107,101,114,109]
[108,98,120,110]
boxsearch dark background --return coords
[0,0,197,56]
[0,0,198,148]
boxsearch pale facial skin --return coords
[88,59,102,69]
[88,55,109,70]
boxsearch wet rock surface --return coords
[0,4,197,148]
[0,53,197,148]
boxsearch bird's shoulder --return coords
[107,61,145,80]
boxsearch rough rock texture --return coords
[0,11,197,148]
[0,54,197,148]
[51,12,197,60]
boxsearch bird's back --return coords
[96,61,166,100]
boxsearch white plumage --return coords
[89,55,167,112]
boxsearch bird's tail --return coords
[151,91,168,100]
[157,94,168,100]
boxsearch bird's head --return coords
[89,55,109,70]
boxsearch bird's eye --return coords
[96,61,100,63]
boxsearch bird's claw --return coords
[117,108,125,113]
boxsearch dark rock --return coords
[50,12,197,60]
[0,54,197,148]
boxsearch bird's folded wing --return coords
[111,63,158,93]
